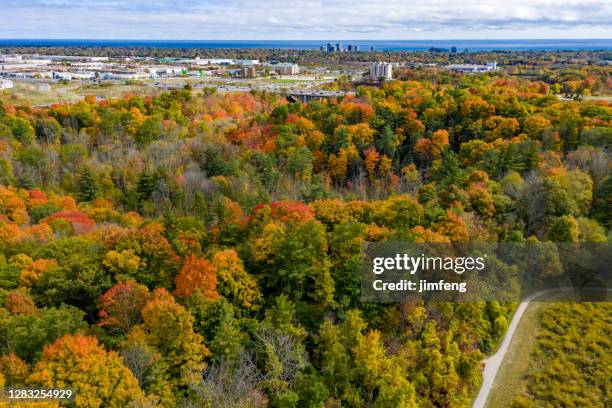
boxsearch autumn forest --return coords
[0,64,610,407]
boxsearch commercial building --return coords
[52,71,96,80]
[148,66,186,77]
[369,62,393,80]
[101,71,151,80]
[446,62,498,73]
[186,58,259,67]
[41,55,109,62]
[235,60,260,66]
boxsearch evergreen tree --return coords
[76,167,98,202]
[136,172,157,204]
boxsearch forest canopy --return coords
[0,71,610,407]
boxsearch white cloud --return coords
[0,0,611,39]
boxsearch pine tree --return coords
[76,167,98,202]
[136,172,156,204]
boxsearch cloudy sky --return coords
[1,0,611,39]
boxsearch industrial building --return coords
[446,62,498,73]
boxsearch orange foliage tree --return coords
[174,255,219,299]
[98,280,150,334]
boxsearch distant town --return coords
[0,49,508,106]
[0,45,610,107]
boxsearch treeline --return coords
[2,45,610,66]
[0,73,609,407]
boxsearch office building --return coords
[321,43,361,52]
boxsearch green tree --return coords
[548,215,580,242]
[76,167,98,202]
[0,305,87,362]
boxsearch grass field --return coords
[1,80,159,106]
[0,74,338,106]
[484,301,547,408]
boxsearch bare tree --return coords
[121,343,157,389]
[188,354,267,408]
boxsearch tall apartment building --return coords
[369,62,393,80]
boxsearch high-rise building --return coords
[369,62,393,80]
[321,42,360,52]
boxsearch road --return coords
[472,299,531,408]
[472,288,575,408]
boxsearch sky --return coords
[1,0,611,40]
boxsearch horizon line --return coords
[1,38,611,42]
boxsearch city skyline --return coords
[1,0,611,40]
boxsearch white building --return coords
[0,79,14,89]
[235,60,260,66]
[370,62,393,80]
[446,62,498,73]
[101,71,151,80]
[148,65,185,77]
[190,58,235,66]
[0,55,23,63]
[52,71,94,80]
[41,55,109,62]
[272,63,300,75]
[0,60,52,71]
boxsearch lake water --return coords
[0,39,611,51]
